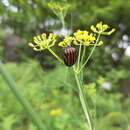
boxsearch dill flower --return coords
[29,33,57,51]
[91,22,115,35]
[58,35,74,47]
[48,2,70,13]
[48,2,70,19]
[73,30,96,46]
[49,108,62,117]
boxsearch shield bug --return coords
[63,46,77,67]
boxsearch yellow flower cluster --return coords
[73,30,96,46]
[49,108,62,117]
[91,22,115,35]
[29,22,115,50]
[59,36,74,47]
[58,30,104,47]
[29,33,57,51]
[49,3,70,12]
[48,2,70,17]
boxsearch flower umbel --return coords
[73,30,96,46]
[58,36,74,47]
[91,22,115,35]
[29,33,64,64]
[29,22,115,66]
[29,33,57,51]
[48,2,70,17]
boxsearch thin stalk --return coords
[80,46,86,83]
[0,61,45,130]
[79,34,101,73]
[60,12,65,29]
[77,44,82,71]
[61,18,65,29]
[47,48,64,64]
[73,68,93,130]
[81,46,86,64]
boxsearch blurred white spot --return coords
[119,23,125,31]
[2,0,9,6]
[44,19,72,36]
[102,82,111,90]
[5,27,14,34]
[112,53,119,61]
[118,41,129,49]
[118,34,129,49]
[125,46,130,56]
[28,0,33,4]
[9,5,18,13]
[54,28,72,36]
[44,19,59,27]
[123,41,129,49]
[122,34,129,41]
[118,41,123,48]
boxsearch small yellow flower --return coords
[29,33,57,51]
[73,30,96,46]
[49,108,62,117]
[91,22,115,35]
[48,2,70,17]
[58,36,73,47]
[48,2,70,12]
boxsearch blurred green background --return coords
[0,0,130,130]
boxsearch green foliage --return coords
[2,115,17,130]
[97,112,128,130]
[0,61,85,130]
[0,61,130,130]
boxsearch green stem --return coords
[0,61,45,130]
[73,68,93,130]
[60,13,65,29]
[77,44,82,71]
[81,46,86,64]
[79,34,101,73]
[61,18,65,29]
[48,48,64,64]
